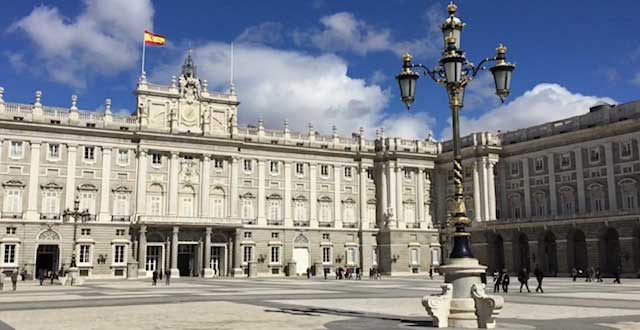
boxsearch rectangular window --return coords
[244,232,252,239]
[621,142,632,158]
[589,148,600,163]
[84,146,95,161]
[116,229,126,236]
[322,233,330,240]
[367,168,373,180]
[404,170,412,180]
[3,244,16,264]
[243,246,253,263]
[344,167,352,178]
[561,154,571,168]
[114,245,125,264]
[42,190,59,215]
[510,162,519,175]
[322,247,331,263]
[296,163,304,175]
[10,141,23,158]
[270,246,280,263]
[243,159,252,172]
[271,232,279,239]
[320,165,329,176]
[117,149,129,165]
[79,192,96,214]
[48,144,60,160]
[79,245,91,264]
[4,189,22,213]
[152,153,162,165]
[214,159,224,169]
[212,197,224,218]
[270,161,279,174]
[535,158,544,171]
[410,249,419,265]
[346,248,357,265]
[6,227,17,235]
[149,195,162,215]
[81,228,91,236]
[114,194,129,216]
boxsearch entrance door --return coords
[146,246,162,273]
[178,244,195,276]
[36,245,59,277]
[293,248,309,276]
[211,246,223,276]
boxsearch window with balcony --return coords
[79,191,96,214]
[293,200,306,221]
[211,188,225,218]
[345,248,357,265]
[113,193,129,218]
[41,190,60,216]
[3,188,22,215]
[148,184,164,216]
[343,202,355,223]
[403,203,416,222]
[367,203,376,223]
[241,198,254,220]
[178,186,196,217]
[319,202,331,222]
[621,180,638,210]
[268,200,281,221]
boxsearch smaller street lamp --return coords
[62,197,90,270]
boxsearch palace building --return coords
[0,54,638,279]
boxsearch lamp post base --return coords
[64,267,84,286]
[423,258,502,328]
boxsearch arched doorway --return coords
[489,234,505,273]
[513,232,530,273]
[35,229,62,277]
[539,231,558,276]
[600,227,621,276]
[292,234,310,276]
[567,229,588,272]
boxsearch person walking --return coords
[429,267,433,280]
[38,269,45,286]
[518,268,531,293]
[502,270,510,293]
[571,267,577,282]
[152,270,158,286]
[10,270,18,291]
[0,271,6,291]
[323,267,328,280]
[493,271,502,293]
[534,265,544,293]
[613,264,622,284]
[165,269,171,286]
[595,267,602,282]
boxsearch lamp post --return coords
[396,3,515,328]
[62,197,90,282]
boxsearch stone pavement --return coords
[0,276,639,329]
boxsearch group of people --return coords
[571,265,622,284]
[492,264,545,294]
[37,267,65,286]
[334,267,362,280]
[151,269,172,286]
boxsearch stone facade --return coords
[0,55,441,279]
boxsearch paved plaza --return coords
[0,277,639,330]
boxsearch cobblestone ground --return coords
[0,276,639,330]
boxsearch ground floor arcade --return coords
[470,216,640,277]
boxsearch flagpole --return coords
[141,31,146,77]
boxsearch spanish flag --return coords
[144,30,166,46]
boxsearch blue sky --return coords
[1,0,638,139]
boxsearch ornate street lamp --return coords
[62,197,90,271]
[396,3,515,328]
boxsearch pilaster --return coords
[575,148,586,214]
[137,225,147,277]
[98,147,112,222]
[472,160,482,222]
[359,165,368,230]
[168,152,179,216]
[548,154,558,215]
[284,161,292,227]
[395,164,404,228]
[170,226,180,277]
[481,157,490,221]
[204,227,213,277]
[424,170,433,227]
[522,158,531,218]
[309,163,318,227]
[333,165,342,228]
[200,155,211,217]
[65,144,78,210]
[230,157,239,218]
[388,162,397,226]
[487,161,497,220]
[135,149,147,216]
[25,141,41,220]
[604,142,618,211]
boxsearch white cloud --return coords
[235,22,285,46]
[295,5,442,58]
[151,43,433,140]
[9,0,154,89]
[370,70,388,85]
[440,83,617,139]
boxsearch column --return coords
[388,162,397,226]
[487,161,497,220]
[284,162,292,227]
[137,225,147,277]
[257,160,266,225]
[548,154,558,215]
[424,171,433,227]
[98,147,112,222]
[170,226,179,277]
[135,148,147,216]
[605,142,618,211]
[359,165,368,230]
[227,236,234,277]
[233,230,242,276]
[168,152,179,216]
[472,160,482,222]
[333,165,342,228]
[395,164,404,228]
[200,155,211,217]
[522,158,531,218]
[25,141,41,220]
[204,228,212,277]
[379,163,388,225]
[417,168,425,224]
[481,157,490,221]
[309,163,317,227]
[65,144,78,209]
[575,148,586,214]
[230,157,239,218]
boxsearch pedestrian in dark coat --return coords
[10,271,18,291]
[502,271,510,293]
[534,265,544,293]
[518,268,531,293]
[595,267,602,282]
[429,268,433,280]
[493,272,502,293]
[571,267,577,281]
[152,270,158,286]
[613,264,622,284]
[165,269,171,285]
[38,269,45,286]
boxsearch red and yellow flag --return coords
[144,30,166,46]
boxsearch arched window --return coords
[508,194,522,218]
[147,184,164,216]
[77,184,98,215]
[293,198,307,221]
[40,183,62,216]
[241,193,255,220]
[532,191,547,217]
[343,198,356,223]
[267,194,282,221]
[587,183,605,213]
[620,179,638,210]
[211,187,225,218]
[367,199,376,223]
[559,186,576,215]
[179,185,196,217]
[318,197,332,222]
